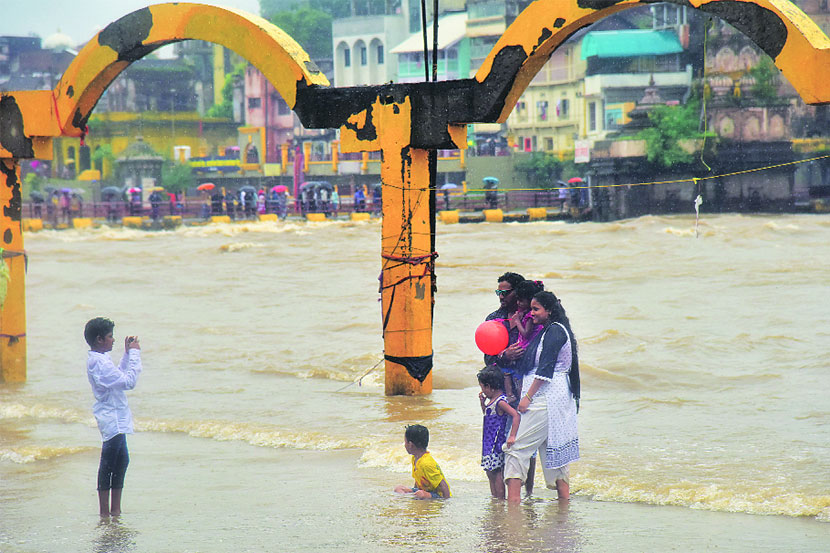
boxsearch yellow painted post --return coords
[361,152,369,174]
[281,143,289,176]
[375,100,434,396]
[331,140,339,173]
[460,147,466,169]
[0,159,27,382]
[303,141,311,172]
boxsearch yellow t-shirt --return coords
[411,452,451,497]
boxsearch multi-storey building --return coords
[505,4,694,156]
[391,11,470,83]
[332,12,407,86]
[507,40,585,157]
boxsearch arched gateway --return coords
[1,1,828,392]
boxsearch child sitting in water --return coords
[394,424,451,499]
[511,280,545,348]
[478,365,520,499]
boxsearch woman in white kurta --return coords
[503,290,580,504]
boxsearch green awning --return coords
[581,30,683,59]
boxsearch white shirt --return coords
[87,349,142,441]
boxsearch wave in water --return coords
[575,469,830,520]
[219,242,265,253]
[359,442,830,521]
[0,402,91,425]
[136,417,361,450]
[0,445,93,464]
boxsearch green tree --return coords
[91,144,114,170]
[260,0,396,19]
[269,6,334,61]
[161,160,195,195]
[206,63,245,118]
[637,98,707,168]
[260,0,400,61]
[748,56,779,105]
[514,152,564,188]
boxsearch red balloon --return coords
[475,320,509,356]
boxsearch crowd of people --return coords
[395,271,581,504]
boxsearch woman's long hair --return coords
[533,291,580,408]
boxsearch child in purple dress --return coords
[478,365,520,499]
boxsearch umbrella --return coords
[482,177,499,188]
[61,187,72,193]
[44,186,57,195]
[440,183,459,190]
[150,186,165,192]
[197,183,215,192]
[271,185,288,194]
[29,190,44,201]
[568,177,584,184]
[73,188,86,195]
[239,185,257,194]
[101,186,121,198]
[127,187,142,194]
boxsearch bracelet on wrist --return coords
[524,394,532,403]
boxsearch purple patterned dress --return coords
[481,394,509,471]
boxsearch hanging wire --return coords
[432,0,439,81]
[700,18,713,172]
[421,0,430,82]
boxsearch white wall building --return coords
[333,14,408,87]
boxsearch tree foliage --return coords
[206,63,246,118]
[268,6,334,61]
[749,56,779,105]
[637,98,707,168]
[161,161,194,195]
[259,0,397,20]
[260,1,401,60]
[514,152,565,188]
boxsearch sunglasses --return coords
[495,289,513,297]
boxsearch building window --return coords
[248,97,261,109]
[360,46,367,66]
[276,97,290,115]
[557,98,569,118]
[545,137,554,151]
[537,100,548,121]
[589,102,597,131]
[344,48,351,67]
[377,44,384,64]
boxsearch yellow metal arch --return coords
[477,0,830,122]
[53,2,329,137]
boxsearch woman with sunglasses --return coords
[484,272,525,396]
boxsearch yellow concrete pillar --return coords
[0,159,27,382]
[281,143,289,175]
[361,152,369,174]
[303,141,311,172]
[331,140,339,173]
[375,101,434,396]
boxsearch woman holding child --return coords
[503,290,581,504]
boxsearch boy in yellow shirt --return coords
[394,424,451,499]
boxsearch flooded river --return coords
[1,214,828,552]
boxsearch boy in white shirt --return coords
[84,317,142,518]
